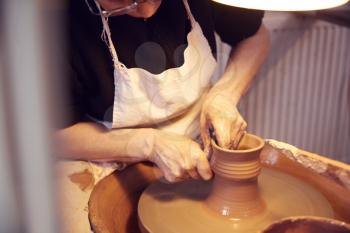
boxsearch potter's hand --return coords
[201,92,247,151]
[147,130,212,183]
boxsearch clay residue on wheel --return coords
[266,140,350,190]
[68,169,95,191]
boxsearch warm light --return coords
[212,0,349,11]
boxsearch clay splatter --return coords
[68,169,95,192]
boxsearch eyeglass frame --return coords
[85,0,147,17]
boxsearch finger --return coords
[158,160,185,183]
[162,172,177,183]
[230,122,243,149]
[234,130,246,149]
[200,112,211,155]
[163,170,187,183]
[173,167,187,180]
[196,152,212,180]
[176,173,190,182]
[212,119,231,148]
[232,121,247,149]
[184,158,200,180]
[187,168,200,180]
[185,142,203,180]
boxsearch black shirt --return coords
[63,0,263,128]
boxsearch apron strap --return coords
[94,0,196,69]
[94,1,123,69]
[182,0,196,28]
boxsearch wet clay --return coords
[138,134,334,233]
[68,169,95,191]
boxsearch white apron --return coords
[97,0,216,138]
[56,1,232,232]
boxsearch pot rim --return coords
[211,133,265,154]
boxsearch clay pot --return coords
[261,216,350,233]
[206,133,265,217]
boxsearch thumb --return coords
[200,112,211,157]
[196,150,212,180]
[212,119,232,149]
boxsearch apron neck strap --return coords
[94,0,122,69]
[94,0,196,69]
[182,0,196,27]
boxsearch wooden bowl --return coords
[261,216,350,233]
[88,162,161,233]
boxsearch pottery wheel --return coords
[138,168,334,233]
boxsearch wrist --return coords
[138,128,157,160]
[120,128,156,161]
[207,87,241,106]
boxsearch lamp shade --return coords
[211,0,349,11]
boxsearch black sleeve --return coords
[210,2,264,46]
[55,61,88,129]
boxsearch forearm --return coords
[211,24,270,103]
[55,122,155,162]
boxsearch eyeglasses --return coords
[85,0,147,17]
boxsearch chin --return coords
[128,10,155,18]
[128,0,162,18]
